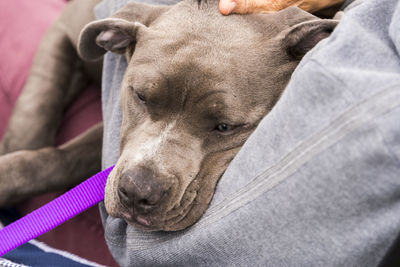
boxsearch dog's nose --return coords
[118,167,165,212]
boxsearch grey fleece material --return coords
[97,0,400,265]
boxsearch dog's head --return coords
[78,0,337,231]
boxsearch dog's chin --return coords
[118,209,198,232]
[121,211,162,232]
[115,200,211,232]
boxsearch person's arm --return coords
[219,0,345,15]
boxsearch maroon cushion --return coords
[0,1,117,266]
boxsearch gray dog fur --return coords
[0,0,336,232]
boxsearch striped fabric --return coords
[0,220,105,267]
[0,258,28,267]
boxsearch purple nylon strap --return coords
[0,165,114,256]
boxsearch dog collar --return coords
[0,165,114,256]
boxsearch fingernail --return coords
[220,0,237,15]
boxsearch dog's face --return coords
[79,0,336,231]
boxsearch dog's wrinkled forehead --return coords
[79,0,324,68]
[136,6,258,67]
[126,1,311,98]
[135,0,300,66]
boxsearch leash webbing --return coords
[0,165,114,256]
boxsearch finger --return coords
[219,0,284,15]
[219,0,238,15]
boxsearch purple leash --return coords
[0,165,114,256]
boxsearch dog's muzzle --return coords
[117,166,167,227]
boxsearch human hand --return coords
[219,0,344,15]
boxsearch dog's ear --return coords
[78,18,145,61]
[283,19,338,60]
[78,3,170,61]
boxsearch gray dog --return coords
[0,0,337,231]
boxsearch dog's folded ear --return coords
[78,18,145,61]
[78,3,170,61]
[283,18,338,60]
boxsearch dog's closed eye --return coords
[129,86,147,104]
[136,92,147,104]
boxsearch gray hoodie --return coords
[98,0,400,265]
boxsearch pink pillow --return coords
[0,1,116,265]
